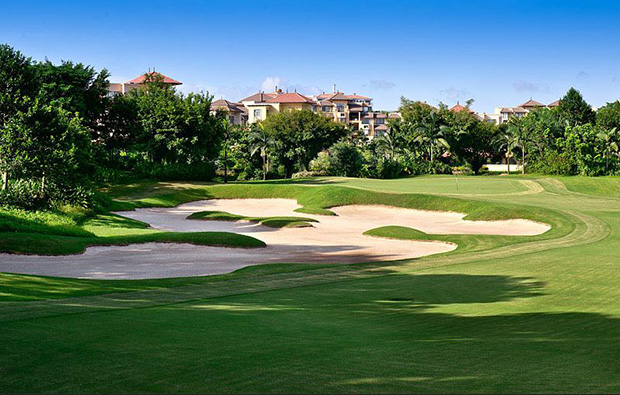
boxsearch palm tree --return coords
[414,112,450,162]
[597,128,619,173]
[374,130,399,161]
[221,120,232,183]
[498,133,518,174]
[249,126,275,180]
[507,119,530,175]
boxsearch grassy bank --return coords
[187,211,317,228]
[0,206,264,255]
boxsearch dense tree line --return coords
[2,43,620,210]
[275,87,619,179]
[0,44,225,209]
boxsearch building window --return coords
[336,104,344,112]
[322,106,331,112]
[362,119,370,124]
[229,115,236,124]
[311,105,317,112]
[501,113,508,122]
[253,109,261,119]
[376,118,385,124]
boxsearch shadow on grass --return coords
[3,273,619,393]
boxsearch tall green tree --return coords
[0,44,37,125]
[446,111,496,174]
[507,117,532,175]
[413,111,450,162]
[597,128,619,172]
[498,132,518,174]
[557,87,596,127]
[0,98,93,192]
[597,101,620,131]
[34,60,110,141]
[261,110,346,177]
[129,82,222,164]
[249,125,276,180]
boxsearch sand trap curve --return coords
[0,198,550,279]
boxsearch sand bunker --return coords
[0,198,550,279]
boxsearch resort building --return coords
[484,99,560,124]
[240,90,316,123]
[210,99,248,125]
[238,85,393,138]
[107,71,182,97]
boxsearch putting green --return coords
[1,176,619,393]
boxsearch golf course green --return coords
[1,175,620,393]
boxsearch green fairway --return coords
[1,176,620,393]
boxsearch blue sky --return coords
[2,0,620,112]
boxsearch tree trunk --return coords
[224,146,228,183]
[1,171,7,191]
[507,154,510,175]
[262,153,267,181]
[430,145,434,162]
[606,153,609,173]
[521,149,525,175]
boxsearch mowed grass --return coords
[187,211,317,228]
[1,176,620,393]
[286,174,530,194]
[558,175,620,197]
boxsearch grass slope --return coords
[187,210,317,228]
[3,176,620,393]
[0,207,264,255]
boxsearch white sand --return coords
[0,198,549,279]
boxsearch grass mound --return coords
[187,210,317,228]
[364,225,543,254]
[106,181,555,223]
[0,207,265,255]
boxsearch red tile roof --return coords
[345,94,372,100]
[449,103,473,113]
[548,99,560,108]
[520,99,545,108]
[126,72,182,85]
[239,92,279,102]
[211,99,245,113]
[265,92,314,104]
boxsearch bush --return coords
[0,179,94,210]
[310,151,331,173]
[329,142,363,177]
[377,159,406,179]
[292,170,329,179]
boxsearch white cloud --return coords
[576,71,589,80]
[261,76,288,92]
[369,80,396,90]
[439,87,471,101]
[512,80,554,93]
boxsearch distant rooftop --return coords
[126,71,182,85]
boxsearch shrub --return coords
[329,141,363,177]
[310,151,331,173]
[292,170,329,179]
